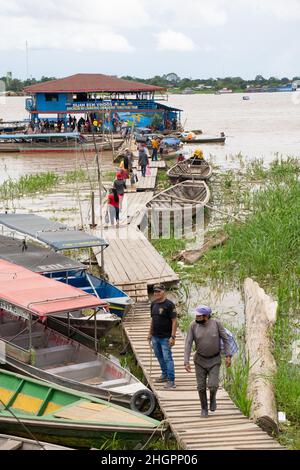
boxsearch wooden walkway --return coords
[102,192,153,227]
[94,226,179,287]
[123,302,284,450]
[125,168,158,192]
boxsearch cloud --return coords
[155,30,196,51]
[234,0,300,21]
[0,17,133,53]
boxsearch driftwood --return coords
[174,232,228,265]
[244,278,279,436]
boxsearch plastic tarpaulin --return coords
[0,214,108,251]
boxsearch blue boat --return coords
[0,234,132,319]
[46,270,132,318]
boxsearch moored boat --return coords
[181,135,226,144]
[167,158,212,181]
[0,132,123,154]
[0,369,162,447]
[0,260,156,415]
[0,234,130,321]
[146,181,210,212]
[0,433,72,450]
[0,215,131,319]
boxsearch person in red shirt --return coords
[107,188,120,226]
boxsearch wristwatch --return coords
[171,335,176,340]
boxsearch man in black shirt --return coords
[148,284,177,389]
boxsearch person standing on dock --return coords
[113,172,126,210]
[151,137,160,161]
[138,145,149,177]
[184,305,231,417]
[148,284,177,390]
[107,188,120,226]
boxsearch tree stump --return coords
[244,278,279,436]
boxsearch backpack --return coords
[218,324,238,356]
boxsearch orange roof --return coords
[24,73,165,94]
[0,260,106,318]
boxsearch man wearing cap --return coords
[184,305,231,417]
[148,284,177,390]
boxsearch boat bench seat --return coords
[35,344,75,367]
[46,360,101,381]
[100,378,129,389]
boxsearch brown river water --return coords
[1,93,300,182]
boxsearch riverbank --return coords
[151,156,300,449]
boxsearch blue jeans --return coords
[152,336,175,382]
[152,148,158,161]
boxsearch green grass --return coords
[223,351,253,417]
[0,169,92,203]
[187,158,300,445]
[0,172,59,201]
[64,169,87,184]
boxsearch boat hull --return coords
[0,369,162,447]
[181,137,226,144]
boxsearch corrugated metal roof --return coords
[0,235,85,273]
[24,74,165,94]
[0,214,108,251]
[0,259,106,318]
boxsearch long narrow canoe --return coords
[181,136,226,144]
[167,159,212,181]
[0,433,72,450]
[0,369,163,447]
[146,181,210,211]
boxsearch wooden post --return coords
[90,192,97,229]
[244,278,279,435]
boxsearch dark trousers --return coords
[195,362,220,392]
[141,165,147,177]
[152,148,158,161]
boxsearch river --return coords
[1,92,300,182]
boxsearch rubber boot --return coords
[209,389,217,412]
[198,390,208,418]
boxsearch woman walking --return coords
[107,188,120,226]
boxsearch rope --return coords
[140,419,169,450]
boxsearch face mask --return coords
[196,320,206,324]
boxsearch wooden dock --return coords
[94,226,179,287]
[125,168,158,192]
[102,192,153,227]
[123,302,284,450]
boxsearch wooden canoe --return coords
[146,181,210,210]
[181,136,226,144]
[0,369,163,447]
[167,159,213,181]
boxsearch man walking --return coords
[184,305,231,417]
[138,145,149,177]
[148,284,177,389]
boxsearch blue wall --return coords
[36,93,68,112]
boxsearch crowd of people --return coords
[25,114,133,136]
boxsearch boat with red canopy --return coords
[0,260,156,415]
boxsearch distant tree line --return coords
[121,73,300,91]
[1,76,56,93]
[2,73,300,93]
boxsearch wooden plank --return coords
[122,301,283,451]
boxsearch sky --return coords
[0,0,300,80]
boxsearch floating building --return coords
[24,74,182,131]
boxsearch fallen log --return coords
[173,232,228,265]
[244,278,279,436]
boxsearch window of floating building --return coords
[45,93,59,102]
[72,93,88,102]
